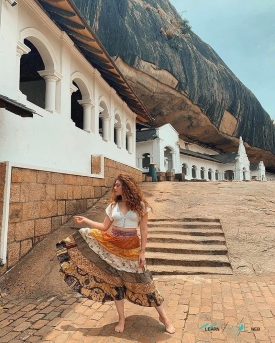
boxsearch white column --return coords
[116,127,122,148]
[38,70,62,112]
[78,100,95,133]
[138,157,143,169]
[102,117,110,141]
[16,42,31,88]
[211,170,215,181]
[172,152,176,172]
[126,133,133,154]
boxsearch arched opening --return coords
[142,153,150,169]
[71,81,83,129]
[182,163,187,176]
[20,39,45,108]
[224,170,234,181]
[208,168,212,180]
[215,170,219,181]
[192,165,197,179]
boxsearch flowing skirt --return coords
[56,227,164,307]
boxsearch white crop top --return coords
[105,202,151,229]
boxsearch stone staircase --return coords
[145,218,233,275]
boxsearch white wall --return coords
[265,172,275,181]
[136,124,181,173]
[0,0,137,174]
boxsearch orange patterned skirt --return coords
[56,228,164,307]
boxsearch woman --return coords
[56,174,175,334]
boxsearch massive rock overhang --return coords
[34,0,153,124]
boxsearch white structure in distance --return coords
[136,124,270,181]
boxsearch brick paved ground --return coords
[1,274,275,343]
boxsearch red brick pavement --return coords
[1,275,275,343]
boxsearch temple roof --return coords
[180,149,238,164]
[136,129,157,142]
[0,94,36,117]
[35,0,152,124]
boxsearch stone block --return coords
[145,176,152,182]
[15,220,35,241]
[35,218,51,236]
[36,171,52,184]
[81,186,91,198]
[0,162,6,181]
[76,176,86,186]
[20,183,29,202]
[64,174,77,185]
[20,239,33,257]
[66,200,77,215]
[94,187,102,198]
[28,183,46,201]
[7,223,16,243]
[91,155,101,174]
[45,184,56,200]
[7,241,20,268]
[0,183,5,202]
[56,185,68,200]
[9,203,23,223]
[40,201,58,218]
[12,168,36,183]
[91,178,102,187]
[57,201,65,215]
[76,199,87,213]
[51,173,64,185]
[67,185,74,199]
[62,215,70,224]
[73,185,82,199]
[22,202,40,220]
[51,216,62,231]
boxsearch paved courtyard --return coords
[1,181,275,342]
[1,275,275,342]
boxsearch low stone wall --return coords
[0,158,141,274]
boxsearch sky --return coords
[169,0,275,119]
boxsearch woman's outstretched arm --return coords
[74,215,113,231]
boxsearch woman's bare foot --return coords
[159,316,175,334]
[115,318,125,333]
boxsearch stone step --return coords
[147,227,224,236]
[145,242,228,255]
[150,265,233,275]
[148,222,222,229]
[146,252,231,267]
[147,233,225,244]
[149,218,220,223]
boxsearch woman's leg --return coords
[114,299,125,332]
[155,304,175,334]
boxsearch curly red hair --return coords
[110,174,151,218]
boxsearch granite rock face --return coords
[74,0,275,171]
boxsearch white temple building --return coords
[0,0,152,176]
[136,124,268,181]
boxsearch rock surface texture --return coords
[73,0,275,171]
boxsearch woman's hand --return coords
[138,251,146,268]
[73,216,88,225]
